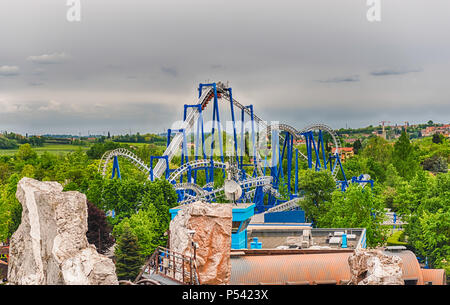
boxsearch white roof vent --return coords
[386,246,407,252]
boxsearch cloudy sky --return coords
[1,0,449,135]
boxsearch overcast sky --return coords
[1,0,449,135]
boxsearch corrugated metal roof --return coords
[382,250,424,285]
[421,269,446,285]
[230,252,352,285]
[230,250,434,285]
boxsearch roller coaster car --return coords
[201,94,213,110]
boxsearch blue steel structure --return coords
[100,81,373,224]
[111,155,121,179]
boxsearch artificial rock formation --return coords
[8,177,118,285]
[348,248,404,285]
[169,201,232,285]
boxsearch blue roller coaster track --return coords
[99,81,373,214]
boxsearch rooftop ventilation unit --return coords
[385,246,407,252]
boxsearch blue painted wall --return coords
[264,210,305,223]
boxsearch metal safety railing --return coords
[135,246,199,285]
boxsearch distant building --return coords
[421,124,450,137]
[332,147,354,162]
[343,138,357,144]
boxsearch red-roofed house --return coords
[332,147,354,162]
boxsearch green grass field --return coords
[0,143,91,156]
[116,142,151,148]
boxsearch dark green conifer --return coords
[114,222,144,281]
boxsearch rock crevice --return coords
[348,248,404,285]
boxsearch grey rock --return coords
[7,177,118,285]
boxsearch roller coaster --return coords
[98,81,372,214]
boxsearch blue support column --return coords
[319,130,327,170]
[310,133,321,170]
[199,82,225,181]
[240,107,245,169]
[167,128,188,183]
[287,133,293,196]
[111,155,121,179]
[228,88,239,165]
[303,131,313,169]
[166,129,172,149]
[109,155,121,219]
[246,105,257,177]
[276,133,287,186]
[295,148,299,195]
[149,156,169,181]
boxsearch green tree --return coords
[0,174,22,242]
[394,170,429,217]
[17,143,37,161]
[362,136,392,183]
[352,139,362,154]
[381,164,404,211]
[392,131,418,180]
[432,133,442,144]
[100,178,147,225]
[112,179,178,257]
[0,136,18,149]
[114,221,144,281]
[417,208,450,274]
[297,169,336,224]
[20,164,35,178]
[421,155,448,173]
[86,141,128,159]
[140,179,178,238]
[395,172,450,272]
[318,184,388,247]
[113,207,160,258]
[339,154,367,181]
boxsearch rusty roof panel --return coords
[421,269,446,285]
[231,250,431,285]
[382,250,424,285]
[230,253,353,285]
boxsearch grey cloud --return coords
[161,66,178,77]
[370,67,423,76]
[0,0,449,134]
[27,52,71,64]
[211,64,225,69]
[316,75,360,83]
[0,65,20,76]
[31,68,46,75]
[0,100,176,135]
[28,81,45,86]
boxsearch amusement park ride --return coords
[98,81,373,216]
